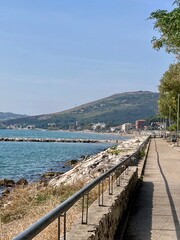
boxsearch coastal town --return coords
[1,118,165,133]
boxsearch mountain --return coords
[0,112,28,121]
[2,91,159,129]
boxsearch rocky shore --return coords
[0,136,147,197]
[49,136,147,187]
[0,178,28,196]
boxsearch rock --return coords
[64,159,78,167]
[41,172,64,179]
[0,179,15,187]
[16,178,28,186]
[2,188,10,196]
[40,172,64,186]
[102,154,108,159]
[0,179,4,186]
[80,155,89,160]
[49,136,148,187]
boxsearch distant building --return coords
[135,120,145,130]
[110,125,122,132]
[92,122,106,131]
[121,123,132,132]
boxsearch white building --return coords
[92,122,106,131]
[121,123,132,132]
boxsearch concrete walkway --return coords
[123,138,180,240]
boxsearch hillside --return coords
[0,112,27,121]
[2,91,159,129]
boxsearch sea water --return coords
[0,129,130,182]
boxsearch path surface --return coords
[122,138,180,240]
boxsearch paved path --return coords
[123,138,180,240]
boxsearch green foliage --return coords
[34,193,51,205]
[168,123,177,131]
[108,147,122,155]
[139,149,145,158]
[158,62,180,122]
[149,1,180,58]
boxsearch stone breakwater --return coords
[0,137,116,144]
[49,136,147,187]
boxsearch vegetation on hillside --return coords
[2,91,159,129]
[0,112,27,121]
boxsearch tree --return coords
[158,62,180,122]
[149,0,180,58]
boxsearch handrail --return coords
[13,136,150,240]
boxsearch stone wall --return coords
[66,167,138,240]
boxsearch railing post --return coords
[82,193,89,224]
[121,166,125,179]
[125,165,128,175]
[109,174,113,195]
[116,169,121,187]
[58,215,60,240]
[58,212,66,240]
[98,181,104,206]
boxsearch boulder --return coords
[0,179,15,187]
[16,178,28,186]
[41,171,64,179]
[0,179,4,186]
[64,159,78,167]
[2,188,10,196]
[80,155,89,160]
[40,172,64,186]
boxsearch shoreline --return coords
[49,135,147,187]
[0,135,146,197]
[0,130,132,185]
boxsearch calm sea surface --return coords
[0,129,130,183]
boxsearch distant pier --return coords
[0,137,118,144]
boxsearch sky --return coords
[0,0,176,115]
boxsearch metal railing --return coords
[13,137,150,240]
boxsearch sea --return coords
[0,129,130,185]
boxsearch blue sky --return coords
[0,0,175,115]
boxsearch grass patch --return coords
[139,149,145,158]
[0,177,113,239]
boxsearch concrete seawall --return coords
[65,167,138,240]
[64,138,150,240]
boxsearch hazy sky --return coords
[0,0,175,115]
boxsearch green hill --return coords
[2,91,159,129]
[0,112,27,121]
